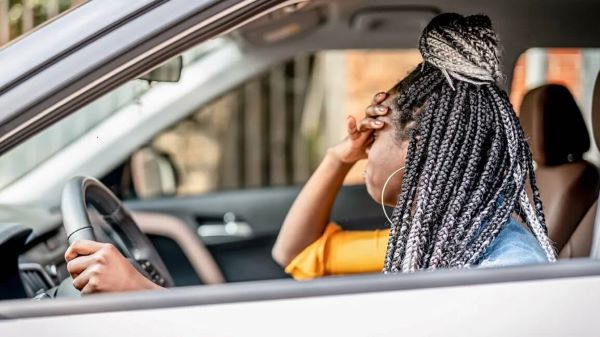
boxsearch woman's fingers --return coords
[372,92,388,104]
[81,281,99,295]
[366,104,389,117]
[347,114,384,145]
[66,254,99,277]
[357,117,384,132]
[366,92,390,118]
[72,265,95,290]
[346,115,360,140]
[65,240,105,262]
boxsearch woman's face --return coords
[364,94,410,207]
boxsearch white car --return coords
[1,0,600,336]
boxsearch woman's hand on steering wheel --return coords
[65,240,162,294]
[329,92,390,164]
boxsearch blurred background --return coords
[0,0,85,44]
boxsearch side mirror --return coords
[139,56,183,83]
[130,147,178,199]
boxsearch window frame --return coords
[0,0,287,155]
[0,258,599,319]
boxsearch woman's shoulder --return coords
[477,218,549,268]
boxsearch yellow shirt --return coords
[284,223,390,280]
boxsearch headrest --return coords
[520,84,590,166]
[592,72,600,150]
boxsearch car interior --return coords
[1,0,600,303]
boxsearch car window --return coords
[0,38,224,191]
[130,49,421,199]
[0,80,149,190]
[510,48,600,165]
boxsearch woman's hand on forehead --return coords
[357,91,395,132]
[366,92,393,118]
[328,92,393,164]
[360,92,393,128]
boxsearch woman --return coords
[272,13,556,279]
[64,13,555,293]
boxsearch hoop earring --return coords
[381,166,405,224]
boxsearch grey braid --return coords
[419,15,503,89]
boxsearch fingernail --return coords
[376,106,387,112]
[377,92,386,99]
[374,120,383,125]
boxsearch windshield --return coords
[0,38,225,191]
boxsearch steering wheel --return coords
[60,176,174,292]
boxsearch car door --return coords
[2,259,600,336]
[124,185,387,283]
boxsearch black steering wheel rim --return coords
[61,176,174,288]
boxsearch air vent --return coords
[19,263,55,297]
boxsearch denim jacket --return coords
[476,217,549,267]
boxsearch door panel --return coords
[124,184,387,283]
[130,211,225,286]
[206,235,288,282]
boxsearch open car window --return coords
[127,49,422,199]
[0,38,226,192]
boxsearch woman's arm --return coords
[272,93,389,267]
[271,150,353,267]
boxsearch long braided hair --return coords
[382,13,557,273]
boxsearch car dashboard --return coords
[0,205,69,300]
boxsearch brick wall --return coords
[510,49,582,113]
[546,48,582,100]
[509,55,527,113]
